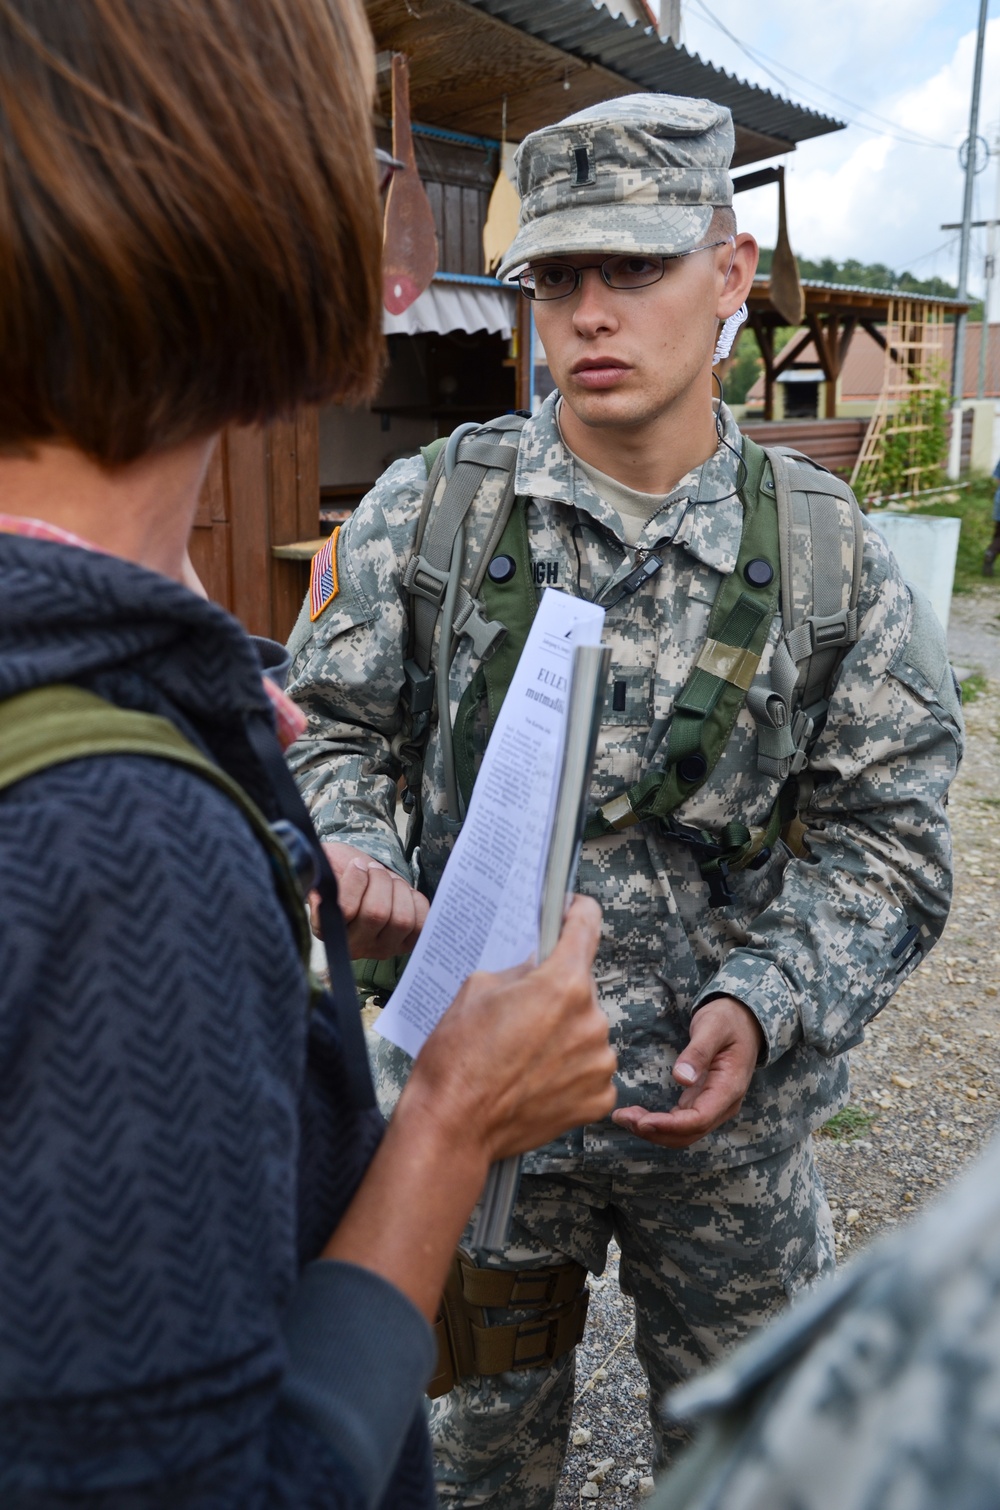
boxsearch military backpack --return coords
[403,415,861,868]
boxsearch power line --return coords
[688,0,956,152]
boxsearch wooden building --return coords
[193,0,843,641]
[743,277,969,423]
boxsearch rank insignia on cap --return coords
[309,527,340,621]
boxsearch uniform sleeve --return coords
[696,524,963,1064]
[0,755,432,1508]
[652,1137,1000,1510]
[286,457,427,880]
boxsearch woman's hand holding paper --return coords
[324,896,616,1322]
[408,895,617,1166]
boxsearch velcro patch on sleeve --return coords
[309,527,341,621]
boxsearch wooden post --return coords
[192,407,320,642]
[515,296,533,413]
[226,424,271,636]
[824,316,839,417]
[750,316,776,421]
[268,408,320,643]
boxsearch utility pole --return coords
[948,0,990,479]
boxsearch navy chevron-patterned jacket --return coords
[0,534,435,1508]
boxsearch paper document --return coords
[375,588,605,1059]
[473,639,611,1252]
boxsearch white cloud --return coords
[700,9,1000,292]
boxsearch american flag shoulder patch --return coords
[309,527,340,621]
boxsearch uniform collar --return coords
[514,391,745,576]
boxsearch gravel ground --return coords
[555,589,1000,1507]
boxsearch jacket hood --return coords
[0,533,276,802]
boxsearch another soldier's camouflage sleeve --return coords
[284,456,427,880]
[695,523,963,1065]
[652,1132,1000,1510]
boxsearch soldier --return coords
[982,456,1000,575]
[649,1132,1000,1510]
[287,93,962,1507]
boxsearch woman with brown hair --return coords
[0,2,616,1504]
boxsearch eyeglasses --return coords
[375,147,404,196]
[516,241,731,301]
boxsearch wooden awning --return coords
[367,0,841,163]
[745,277,970,421]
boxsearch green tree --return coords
[722,331,762,404]
[754,251,977,316]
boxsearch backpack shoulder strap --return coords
[397,414,530,825]
[403,415,527,705]
[749,443,865,780]
[452,494,536,810]
[0,684,310,963]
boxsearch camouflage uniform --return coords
[651,1132,1000,1510]
[286,92,962,1507]
[431,1141,833,1504]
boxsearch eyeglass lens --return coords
[522,255,665,300]
[517,241,730,300]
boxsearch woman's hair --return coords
[0,0,383,464]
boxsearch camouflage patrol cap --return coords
[495,93,734,281]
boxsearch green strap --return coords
[420,438,447,476]
[453,497,537,809]
[0,685,311,965]
[586,437,780,842]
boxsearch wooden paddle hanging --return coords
[483,98,521,276]
[769,164,805,327]
[383,53,438,316]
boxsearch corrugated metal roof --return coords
[463,0,843,146]
[796,277,967,308]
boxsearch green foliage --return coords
[961,672,988,704]
[723,331,762,404]
[755,250,977,317]
[908,475,1000,594]
[866,386,949,499]
[819,1105,876,1141]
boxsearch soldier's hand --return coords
[317,842,429,959]
[406,896,618,1162]
[611,996,763,1149]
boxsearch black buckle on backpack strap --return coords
[403,659,435,717]
[403,553,451,610]
[807,609,858,651]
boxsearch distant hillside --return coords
[755,248,960,303]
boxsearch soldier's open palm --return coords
[611,996,764,1148]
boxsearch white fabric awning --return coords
[383,277,516,339]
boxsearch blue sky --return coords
[677,0,1000,307]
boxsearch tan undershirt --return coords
[557,404,668,547]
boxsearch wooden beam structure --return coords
[747,278,968,421]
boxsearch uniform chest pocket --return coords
[602,666,653,727]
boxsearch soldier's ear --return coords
[717,234,757,318]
